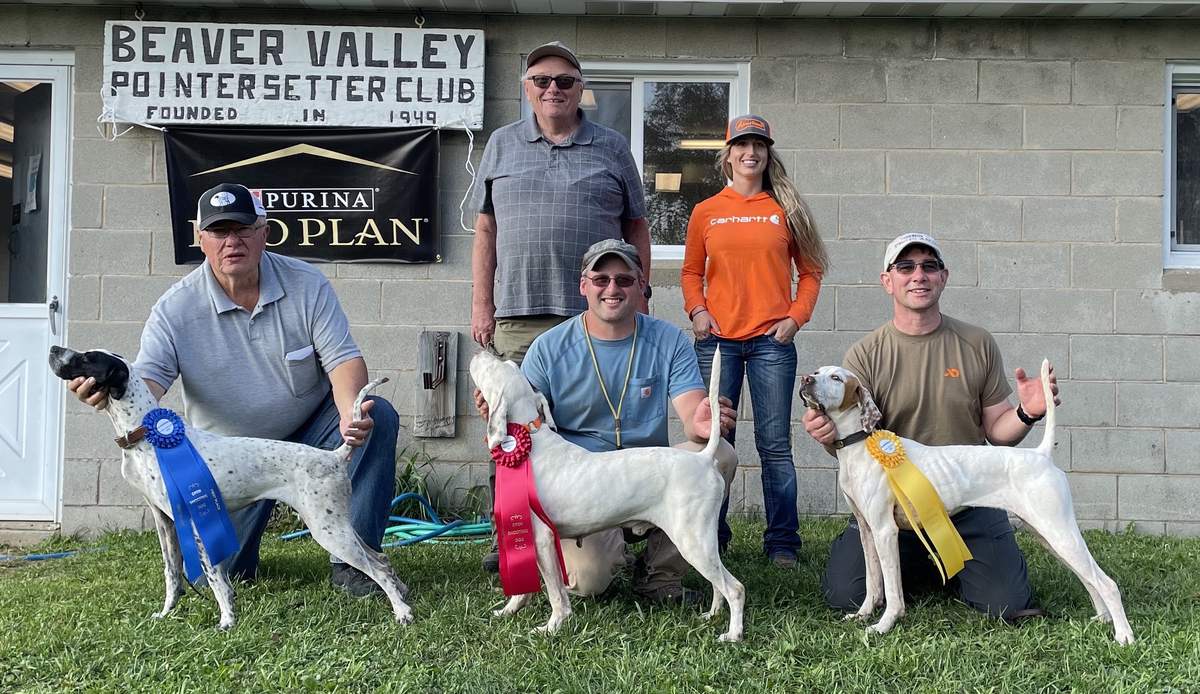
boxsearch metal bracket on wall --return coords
[415,330,457,438]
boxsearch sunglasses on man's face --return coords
[889,259,945,275]
[204,224,263,240]
[526,74,580,90]
[585,273,638,288]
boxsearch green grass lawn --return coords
[2,519,1198,693]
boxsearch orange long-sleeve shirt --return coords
[681,187,822,341]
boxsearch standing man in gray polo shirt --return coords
[469,40,651,364]
[67,183,399,598]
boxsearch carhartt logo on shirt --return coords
[709,215,784,227]
[640,386,652,398]
[944,368,961,378]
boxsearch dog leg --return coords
[532,517,572,634]
[1013,500,1134,645]
[662,523,745,642]
[304,517,415,625]
[864,512,905,635]
[195,541,237,629]
[493,593,533,618]
[1022,522,1110,624]
[148,504,185,619]
[846,501,883,621]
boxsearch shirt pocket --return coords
[623,376,666,426]
[283,344,322,398]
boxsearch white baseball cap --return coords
[883,232,944,271]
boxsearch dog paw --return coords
[533,620,563,634]
[1114,631,1135,646]
[717,631,743,643]
[867,618,896,635]
[217,618,235,630]
[393,607,415,625]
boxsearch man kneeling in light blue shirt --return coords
[519,239,738,605]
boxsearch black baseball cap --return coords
[196,183,266,230]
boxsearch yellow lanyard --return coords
[581,314,638,449]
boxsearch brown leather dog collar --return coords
[115,426,147,449]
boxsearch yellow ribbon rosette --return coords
[866,431,973,583]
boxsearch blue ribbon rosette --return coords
[142,408,240,582]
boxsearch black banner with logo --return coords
[163,126,439,264]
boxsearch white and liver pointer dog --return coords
[799,361,1134,644]
[48,346,414,629]
[469,348,745,642]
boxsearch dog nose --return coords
[800,374,814,386]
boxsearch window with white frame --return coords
[1168,64,1200,267]
[523,62,749,258]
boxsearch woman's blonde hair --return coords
[718,141,829,275]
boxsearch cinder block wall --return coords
[4,4,1198,536]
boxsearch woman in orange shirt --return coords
[681,115,828,568]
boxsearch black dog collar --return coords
[832,431,869,450]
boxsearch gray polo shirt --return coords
[134,251,361,440]
[472,111,646,318]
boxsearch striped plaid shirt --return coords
[473,111,646,317]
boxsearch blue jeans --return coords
[223,391,399,580]
[694,334,801,557]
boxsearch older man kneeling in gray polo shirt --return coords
[71,183,399,597]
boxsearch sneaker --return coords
[481,538,500,573]
[769,551,798,570]
[330,563,384,598]
[635,585,704,607]
[1004,607,1048,625]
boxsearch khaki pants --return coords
[492,315,571,365]
[560,438,739,597]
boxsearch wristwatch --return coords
[643,284,653,300]
[1015,404,1044,427]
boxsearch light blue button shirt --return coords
[521,313,704,452]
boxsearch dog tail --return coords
[334,377,390,460]
[1036,359,1055,457]
[701,347,723,461]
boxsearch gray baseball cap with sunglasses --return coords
[526,41,581,71]
[581,238,642,274]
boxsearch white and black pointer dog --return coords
[48,346,414,629]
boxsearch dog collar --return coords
[115,426,148,450]
[832,431,869,450]
[482,416,545,447]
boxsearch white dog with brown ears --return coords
[799,360,1134,645]
[469,348,745,642]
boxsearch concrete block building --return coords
[2,0,1198,544]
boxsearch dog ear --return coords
[485,391,509,449]
[857,381,882,432]
[533,391,556,430]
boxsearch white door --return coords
[0,56,71,521]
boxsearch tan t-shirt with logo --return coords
[843,315,1011,446]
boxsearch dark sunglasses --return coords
[526,74,580,90]
[585,273,637,288]
[204,224,263,240]
[889,259,945,274]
